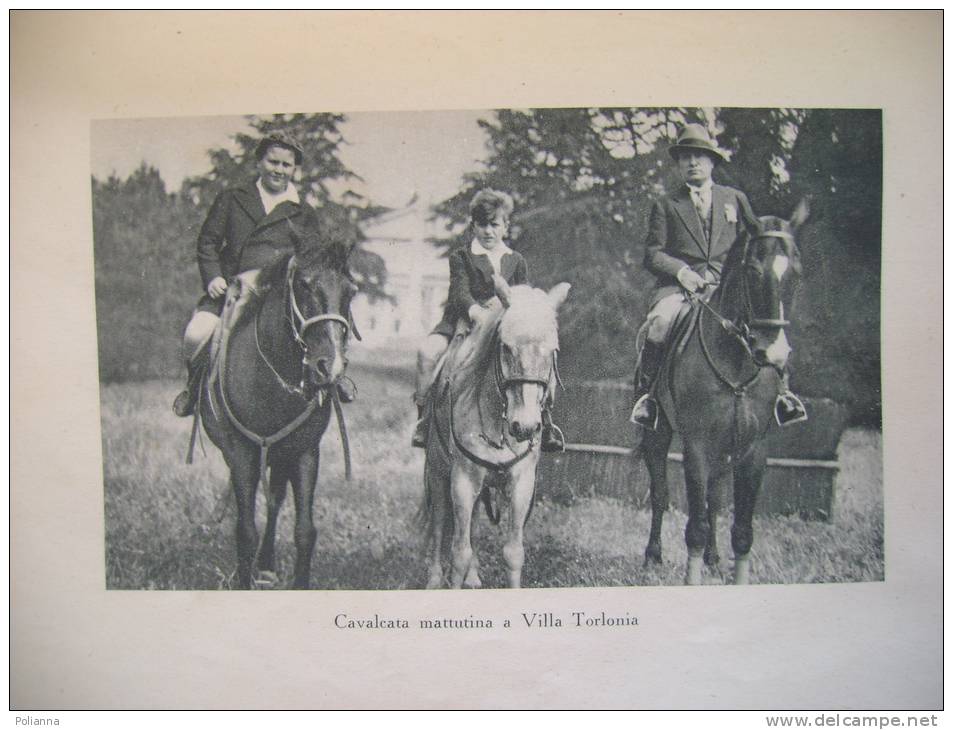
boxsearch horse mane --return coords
[498,285,559,352]
[253,208,357,292]
[717,214,802,315]
[258,250,295,290]
[449,285,559,376]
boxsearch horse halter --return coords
[740,230,796,331]
[493,334,560,407]
[285,258,351,349]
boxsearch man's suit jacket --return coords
[644,183,759,307]
[432,244,529,337]
[196,180,303,289]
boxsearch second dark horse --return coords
[639,202,809,585]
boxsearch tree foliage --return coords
[183,113,390,298]
[93,114,389,382]
[430,107,882,425]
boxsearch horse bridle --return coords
[739,230,796,331]
[254,258,355,400]
[286,258,351,348]
[691,230,796,353]
[492,333,561,413]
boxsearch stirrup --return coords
[774,392,808,427]
[629,393,659,430]
[335,376,357,403]
[540,423,565,453]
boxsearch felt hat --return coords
[668,124,728,163]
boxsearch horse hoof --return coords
[643,551,663,567]
[463,575,483,589]
[685,556,704,586]
[734,556,751,585]
[254,571,279,588]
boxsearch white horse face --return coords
[497,283,571,444]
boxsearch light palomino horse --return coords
[421,281,570,588]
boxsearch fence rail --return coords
[537,381,848,522]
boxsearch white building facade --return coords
[349,205,455,363]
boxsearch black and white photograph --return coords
[93,108,884,591]
[12,11,941,712]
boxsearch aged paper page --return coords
[11,11,941,709]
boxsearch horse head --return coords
[733,200,807,370]
[284,211,359,391]
[495,282,571,443]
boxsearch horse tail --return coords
[413,483,434,551]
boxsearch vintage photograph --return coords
[14,10,939,712]
[93,107,884,591]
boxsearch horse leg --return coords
[502,459,536,588]
[643,422,673,566]
[704,470,723,569]
[424,459,450,589]
[463,498,482,589]
[230,450,260,590]
[257,462,290,585]
[682,441,711,585]
[289,449,319,589]
[731,445,766,585]
[448,460,482,588]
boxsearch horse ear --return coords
[790,198,811,231]
[547,282,571,310]
[493,274,512,308]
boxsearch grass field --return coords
[102,362,883,590]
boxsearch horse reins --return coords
[446,327,554,472]
[214,258,356,490]
[692,231,795,455]
[286,259,352,350]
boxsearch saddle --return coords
[207,271,265,391]
[636,297,704,430]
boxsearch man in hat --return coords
[173,131,354,416]
[630,123,807,429]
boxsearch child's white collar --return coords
[470,238,512,270]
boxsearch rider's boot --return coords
[540,407,565,453]
[172,350,208,418]
[412,402,430,449]
[630,340,664,430]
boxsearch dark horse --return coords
[639,202,808,585]
[198,213,358,589]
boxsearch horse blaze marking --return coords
[765,327,791,366]
[773,255,789,281]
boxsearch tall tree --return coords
[183,113,390,299]
[430,107,883,424]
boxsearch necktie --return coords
[690,188,711,221]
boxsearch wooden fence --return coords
[537,381,848,522]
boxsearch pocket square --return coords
[724,204,738,223]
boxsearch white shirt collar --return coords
[470,238,512,275]
[256,178,300,215]
[686,179,714,197]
